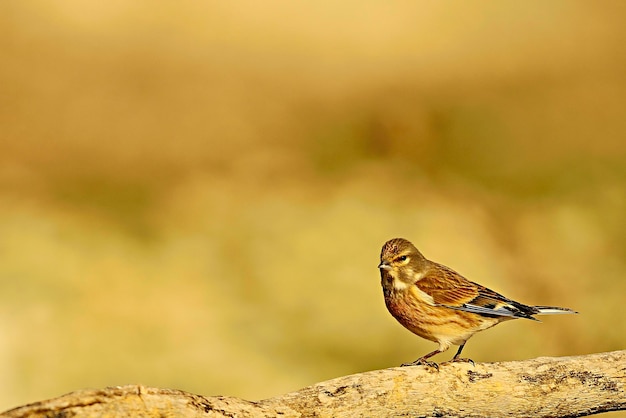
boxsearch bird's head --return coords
[379,238,429,290]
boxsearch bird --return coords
[379,238,577,368]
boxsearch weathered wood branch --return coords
[2,350,624,418]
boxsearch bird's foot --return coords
[401,358,439,370]
[443,357,475,366]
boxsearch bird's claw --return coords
[443,357,475,366]
[401,358,439,370]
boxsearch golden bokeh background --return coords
[1,0,626,413]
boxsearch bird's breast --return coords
[383,283,495,345]
[383,287,439,342]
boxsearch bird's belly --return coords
[385,291,498,347]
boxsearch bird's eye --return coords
[397,255,407,262]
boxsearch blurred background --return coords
[1,0,625,414]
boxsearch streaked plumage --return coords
[379,238,577,367]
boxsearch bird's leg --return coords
[401,348,441,369]
[444,343,474,366]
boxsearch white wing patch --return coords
[446,303,520,318]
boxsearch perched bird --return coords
[379,238,577,368]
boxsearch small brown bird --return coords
[379,238,577,368]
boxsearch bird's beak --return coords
[378,261,392,271]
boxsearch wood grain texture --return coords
[3,350,624,418]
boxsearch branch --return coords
[2,351,625,418]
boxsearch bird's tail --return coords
[534,306,578,315]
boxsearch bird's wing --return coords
[415,263,538,319]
